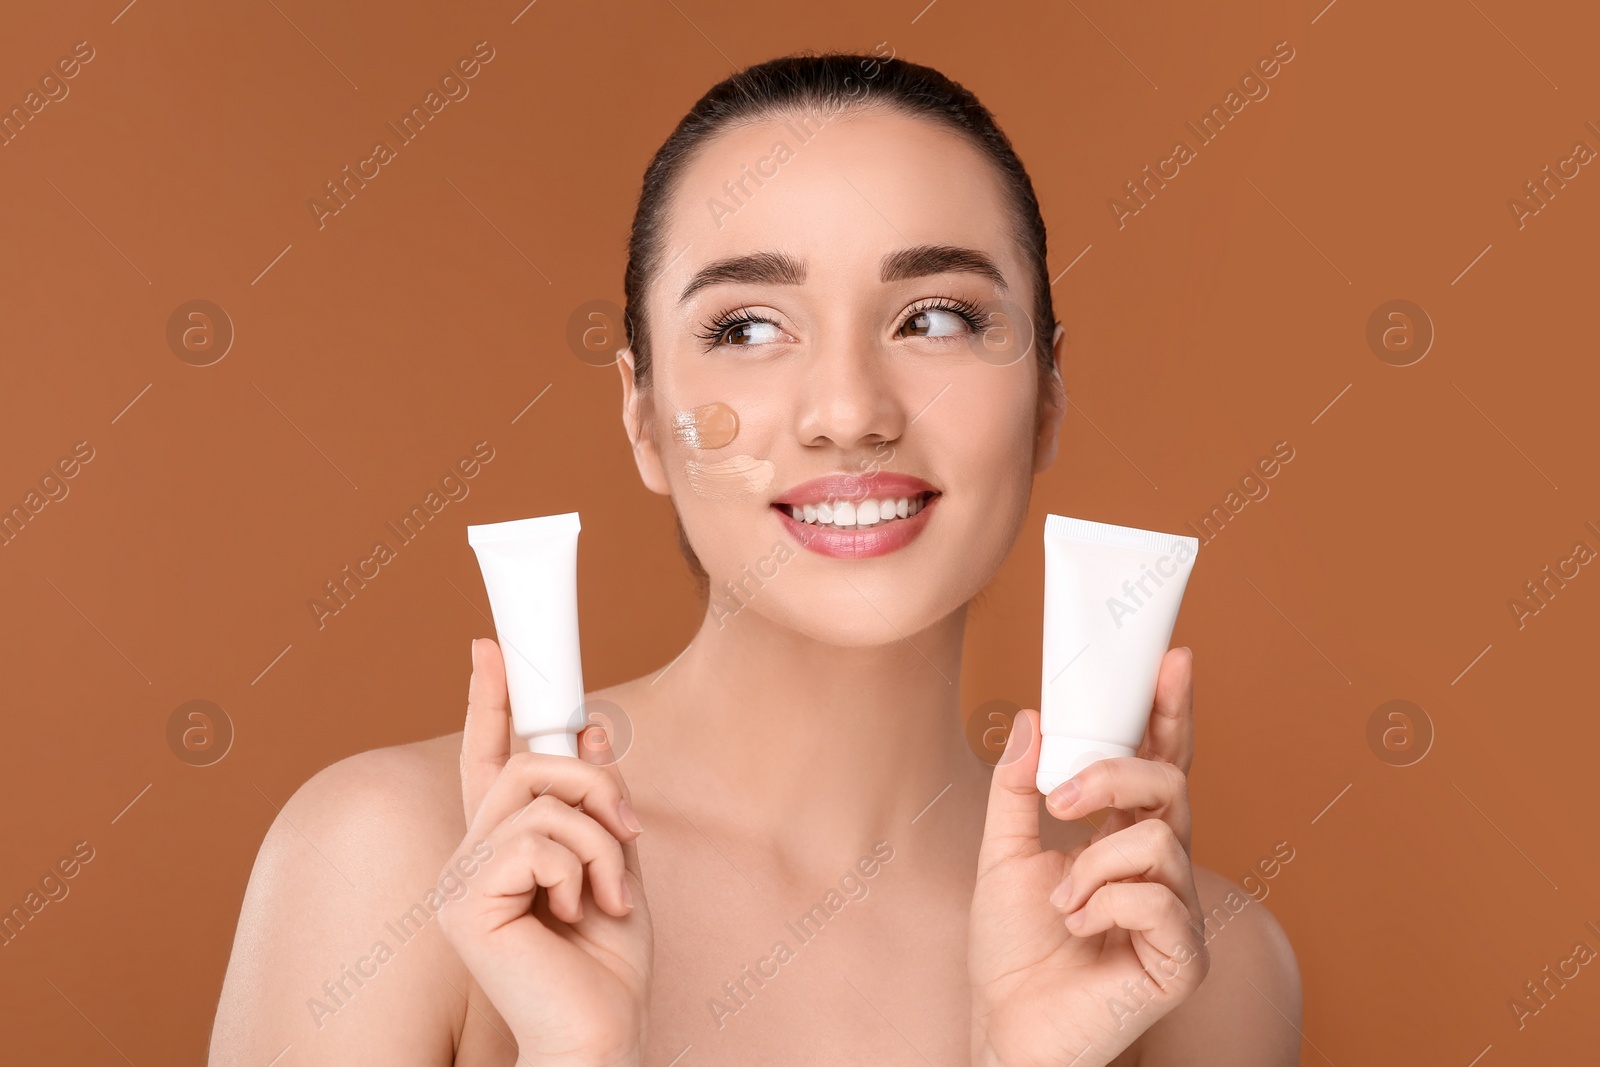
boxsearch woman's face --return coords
[619,106,1066,646]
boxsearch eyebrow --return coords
[676,244,1008,304]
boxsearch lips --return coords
[772,471,938,508]
[771,472,940,560]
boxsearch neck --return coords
[639,598,982,871]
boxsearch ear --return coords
[1032,322,1068,473]
[616,347,672,496]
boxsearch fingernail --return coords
[1049,777,1081,811]
[1066,908,1086,930]
[1002,722,1022,757]
[621,879,634,909]
[618,797,644,833]
[1049,876,1074,909]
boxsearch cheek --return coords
[940,372,1039,480]
[658,395,778,504]
[650,388,788,585]
[684,455,776,498]
[671,398,774,498]
[928,376,1040,563]
[653,359,793,476]
[672,401,740,450]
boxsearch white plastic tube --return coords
[467,511,586,757]
[1038,515,1199,795]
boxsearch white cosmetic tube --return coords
[1038,515,1199,795]
[467,511,586,758]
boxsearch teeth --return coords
[782,494,928,529]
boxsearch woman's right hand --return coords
[969,649,1208,1067]
[438,637,653,1066]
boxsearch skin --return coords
[209,107,1302,1066]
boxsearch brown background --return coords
[2,0,1597,1062]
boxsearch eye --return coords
[695,309,785,350]
[899,297,987,340]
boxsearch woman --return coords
[210,52,1300,1065]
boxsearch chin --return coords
[735,596,958,650]
[701,550,985,649]
[689,489,1029,645]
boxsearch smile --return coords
[780,492,932,528]
[770,473,940,560]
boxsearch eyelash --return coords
[693,296,989,350]
[693,308,769,349]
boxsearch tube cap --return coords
[526,730,579,758]
[1036,736,1137,796]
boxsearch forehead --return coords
[655,107,1024,301]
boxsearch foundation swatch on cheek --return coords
[672,402,739,450]
[684,455,775,499]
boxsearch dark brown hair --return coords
[621,50,1060,590]
[624,49,1057,383]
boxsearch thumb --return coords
[977,708,1043,873]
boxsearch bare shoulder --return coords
[209,733,472,1066]
[1135,864,1303,1066]
[248,732,467,895]
[290,732,464,841]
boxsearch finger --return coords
[1064,882,1208,994]
[499,795,632,917]
[577,718,644,889]
[1050,819,1200,921]
[1141,647,1194,775]
[1093,806,1136,840]
[1045,756,1192,851]
[463,637,513,825]
[575,709,635,797]
[467,751,639,849]
[1066,799,1137,844]
[472,829,588,925]
[977,708,1042,874]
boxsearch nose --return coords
[795,333,907,452]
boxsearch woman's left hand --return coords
[968,647,1209,1067]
